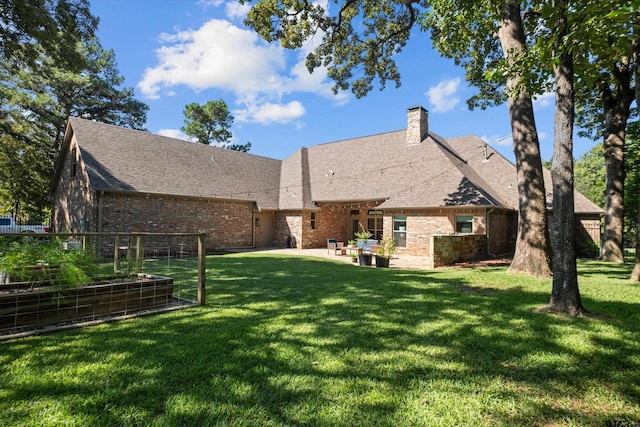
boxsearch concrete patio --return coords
[227,247,512,270]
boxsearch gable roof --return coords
[54,117,281,210]
[295,130,511,209]
[52,113,603,215]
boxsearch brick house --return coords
[50,106,602,263]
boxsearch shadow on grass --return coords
[1,254,639,426]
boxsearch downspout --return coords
[252,210,256,248]
[486,208,496,258]
[97,191,103,233]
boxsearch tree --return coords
[626,123,640,247]
[574,143,606,208]
[545,0,585,315]
[244,0,554,277]
[181,100,251,151]
[573,3,636,264]
[430,1,555,277]
[0,37,149,218]
[0,0,97,69]
[631,18,640,279]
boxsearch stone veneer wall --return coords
[52,135,94,233]
[486,209,517,256]
[575,214,602,257]
[382,207,490,257]
[430,234,488,268]
[274,211,302,248]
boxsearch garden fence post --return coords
[114,235,121,273]
[135,235,144,273]
[198,233,206,305]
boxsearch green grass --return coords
[1,253,639,426]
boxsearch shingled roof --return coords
[55,117,281,210]
[52,110,603,215]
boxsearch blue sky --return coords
[90,0,598,163]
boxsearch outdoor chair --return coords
[327,238,345,255]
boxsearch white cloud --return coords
[196,0,224,9]
[234,101,305,124]
[533,91,554,108]
[157,128,195,142]
[426,78,461,113]
[138,20,285,100]
[225,2,251,20]
[138,17,347,125]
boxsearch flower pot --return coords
[375,256,390,268]
[358,253,372,266]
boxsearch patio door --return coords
[255,212,274,247]
[351,217,359,241]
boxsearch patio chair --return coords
[327,238,345,255]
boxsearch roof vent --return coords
[407,106,428,145]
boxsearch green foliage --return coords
[0,238,98,286]
[625,122,640,241]
[574,142,605,208]
[375,236,396,259]
[1,253,639,425]
[0,35,148,218]
[0,0,97,69]
[243,0,422,98]
[573,123,640,245]
[354,229,372,241]
[181,99,250,151]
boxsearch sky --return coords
[89,0,599,163]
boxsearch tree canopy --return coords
[0,0,97,69]
[0,4,148,219]
[181,100,251,152]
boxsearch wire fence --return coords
[0,232,206,339]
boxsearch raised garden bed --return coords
[0,274,174,335]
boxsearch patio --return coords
[229,247,512,270]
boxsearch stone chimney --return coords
[406,105,428,145]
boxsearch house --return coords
[50,106,602,265]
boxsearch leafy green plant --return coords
[376,237,396,259]
[0,238,98,286]
[354,230,373,241]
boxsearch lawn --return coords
[1,253,639,426]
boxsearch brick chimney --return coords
[406,105,428,145]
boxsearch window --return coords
[456,215,473,233]
[71,147,78,177]
[367,211,383,240]
[310,212,316,230]
[393,216,407,247]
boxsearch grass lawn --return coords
[1,253,639,426]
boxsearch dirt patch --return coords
[444,257,513,269]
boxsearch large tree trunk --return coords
[545,3,586,316]
[602,124,626,262]
[498,3,552,277]
[600,59,634,263]
[631,30,640,280]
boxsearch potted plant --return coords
[375,237,396,268]
[347,240,357,248]
[354,229,373,266]
[350,253,358,263]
